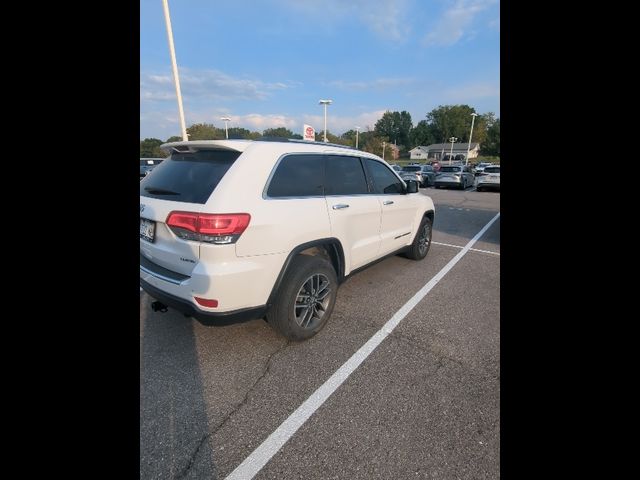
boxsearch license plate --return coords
[140,218,156,243]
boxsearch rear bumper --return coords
[140,278,267,325]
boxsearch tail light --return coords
[166,212,251,244]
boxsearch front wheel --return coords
[405,217,433,260]
[267,255,338,341]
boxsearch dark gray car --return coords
[140,158,164,179]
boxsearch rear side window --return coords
[484,166,500,173]
[325,155,369,195]
[267,154,325,197]
[364,159,404,194]
[140,149,241,204]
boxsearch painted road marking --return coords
[224,212,501,480]
[432,240,500,256]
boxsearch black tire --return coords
[405,216,433,261]
[477,186,483,192]
[267,255,338,341]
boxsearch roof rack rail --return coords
[255,137,357,151]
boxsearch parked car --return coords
[140,158,164,179]
[399,164,425,187]
[473,162,493,176]
[419,164,437,187]
[434,164,475,189]
[389,164,402,173]
[140,139,435,340]
[476,165,500,191]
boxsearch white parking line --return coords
[224,212,501,480]
[432,241,500,256]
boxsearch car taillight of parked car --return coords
[166,211,251,244]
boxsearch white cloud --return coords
[275,0,410,42]
[423,0,497,47]
[140,67,291,103]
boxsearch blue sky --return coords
[140,0,500,140]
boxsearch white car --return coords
[476,165,500,191]
[140,139,435,340]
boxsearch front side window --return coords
[267,154,325,197]
[364,158,404,194]
[325,155,369,195]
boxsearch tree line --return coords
[141,104,500,160]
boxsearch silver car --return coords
[476,165,500,191]
[434,164,475,189]
[400,165,425,187]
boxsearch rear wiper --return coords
[144,186,180,195]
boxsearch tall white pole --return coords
[355,126,360,149]
[449,136,457,165]
[382,141,386,160]
[225,121,228,139]
[162,0,188,141]
[323,103,328,142]
[466,113,478,166]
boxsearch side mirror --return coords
[405,179,419,193]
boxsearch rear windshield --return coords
[484,166,500,173]
[440,166,461,172]
[402,166,421,172]
[140,149,241,204]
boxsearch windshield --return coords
[440,166,461,173]
[140,149,241,204]
[484,166,500,173]
[402,166,421,172]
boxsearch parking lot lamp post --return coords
[382,141,386,160]
[221,116,231,139]
[448,136,457,165]
[355,126,360,149]
[466,113,478,166]
[319,99,332,142]
[161,0,188,141]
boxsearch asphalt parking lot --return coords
[140,185,500,479]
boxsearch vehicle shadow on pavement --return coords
[140,300,215,480]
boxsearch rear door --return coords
[324,155,381,271]
[139,147,242,275]
[363,158,417,255]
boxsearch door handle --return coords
[332,204,350,210]
[383,200,394,205]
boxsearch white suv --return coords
[140,139,435,340]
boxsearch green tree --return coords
[228,127,262,139]
[374,111,413,149]
[165,135,182,143]
[409,120,436,148]
[362,135,389,159]
[482,119,500,156]
[263,127,295,138]
[187,123,224,140]
[140,138,167,158]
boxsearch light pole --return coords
[448,136,457,165]
[355,126,360,149]
[319,99,332,142]
[161,0,188,141]
[466,113,478,166]
[382,141,386,160]
[221,116,230,139]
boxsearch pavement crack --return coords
[173,339,290,480]
[214,339,290,434]
[174,433,211,480]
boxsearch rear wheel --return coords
[405,216,432,260]
[267,255,338,341]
